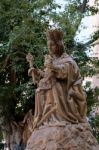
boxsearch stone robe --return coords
[29,53,87,129]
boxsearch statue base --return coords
[25,122,99,150]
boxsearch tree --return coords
[0,1,60,146]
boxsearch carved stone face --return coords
[47,40,64,56]
[47,40,57,55]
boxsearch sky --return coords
[55,0,65,9]
[55,0,99,43]
[76,0,99,43]
[75,15,99,43]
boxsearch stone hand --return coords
[26,53,34,67]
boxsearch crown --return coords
[46,29,63,42]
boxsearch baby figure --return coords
[36,54,56,92]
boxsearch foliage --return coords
[0,0,57,121]
[89,115,99,142]
[84,82,99,114]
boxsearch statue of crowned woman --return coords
[26,29,99,150]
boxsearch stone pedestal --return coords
[25,123,99,150]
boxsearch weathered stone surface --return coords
[25,123,99,150]
[26,30,99,150]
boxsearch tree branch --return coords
[81,0,88,13]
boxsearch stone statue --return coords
[26,29,99,150]
[26,29,87,129]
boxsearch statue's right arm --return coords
[28,68,44,85]
[26,53,44,84]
